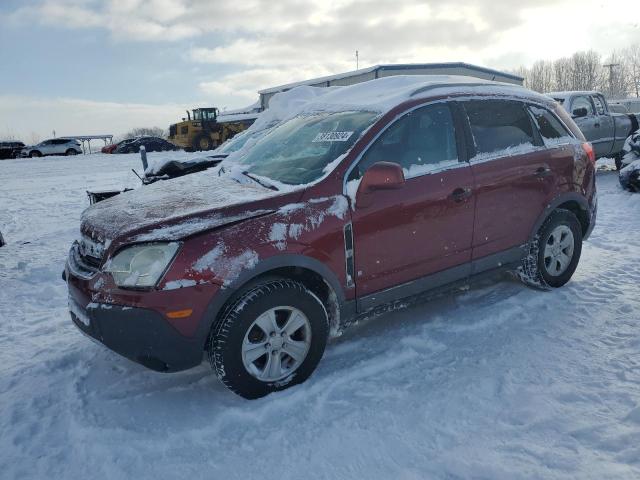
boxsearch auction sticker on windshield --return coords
[312,131,354,142]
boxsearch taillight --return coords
[582,142,595,163]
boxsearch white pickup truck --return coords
[548,91,640,168]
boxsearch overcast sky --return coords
[1,0,638,141]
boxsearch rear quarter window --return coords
[553,105,586,141]
[529,105,573,145]
[463,100,536,158]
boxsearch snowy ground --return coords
[1,153,639,479]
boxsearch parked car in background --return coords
[610,98,640,114]
[608,102,630,114]
[66,76,597,399]
[101,139,136,154]
[20,138,82,157]
[0,141,25,159]
[547,91,640,167]
[618,129,640,192]
[114,136,179,154]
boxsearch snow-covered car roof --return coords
[546,91,601,100]
[297,75,549,114]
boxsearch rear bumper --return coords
[69,296,204,372]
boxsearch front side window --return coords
[529,105,573,144]
[351,103,458,180]
[572,96,594,116]
[464,100,535,157]
[237,111,379,185]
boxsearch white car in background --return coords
[20,138,82,157]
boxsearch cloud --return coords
[4,0,639,125]
[0,95,185,141]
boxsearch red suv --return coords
[66,76,597,399]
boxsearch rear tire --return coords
[208,279,329,399]
[517,209,583,289]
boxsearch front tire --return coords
[208,279,329,399]
[517,209,583,289]
[193,134,213,151]
[29,151,41,158]
[65,149,78,156]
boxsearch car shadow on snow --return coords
[73,270,530,433]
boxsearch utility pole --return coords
[355,50,359,70]
[603,63,619,98]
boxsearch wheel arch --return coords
[196,254,347,349]
[530,193,591,240]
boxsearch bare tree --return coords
[568,51,602,91]
[600,51,632,98]
[120,127,167,141]
[527,60,554,93]
[625,44,640,98]
[553,57,572,91]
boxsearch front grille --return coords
[68,243,99,279]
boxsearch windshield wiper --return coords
[241,171,279,191]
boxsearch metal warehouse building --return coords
[258,62,524,109]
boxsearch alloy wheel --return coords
[241,306,312,382]
[543,225,575,276]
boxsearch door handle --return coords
[451,187,472,203]
[535,166,552,178]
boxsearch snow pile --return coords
[2,155,640,479]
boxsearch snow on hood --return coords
[81,170,282,244]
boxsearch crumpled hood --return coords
[81,171,289,247]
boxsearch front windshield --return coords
[237,111,378,185]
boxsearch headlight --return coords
[105,243,179,288]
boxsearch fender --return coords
[529,192,591,240]
[192,253,347,349]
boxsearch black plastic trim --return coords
[357,246,526,312]
[529,192,594,240]
[70,302,203,372]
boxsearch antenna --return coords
[355,50,359,70]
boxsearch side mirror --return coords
[355,161,405,208]
[572,107,588,118]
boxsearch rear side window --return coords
[529,105,573,144]
[464,100,535,157]
[592,95,606,115]
[354,103,458,179]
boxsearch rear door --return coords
[462,99,555,263]
[591,94,615,156]
[348,102,475,299]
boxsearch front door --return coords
[570,95,608,156]
[348,102,475,300]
